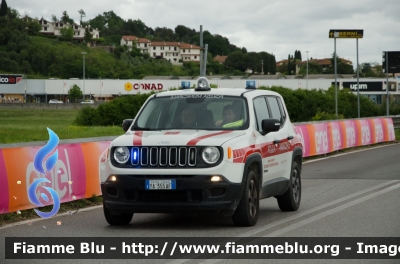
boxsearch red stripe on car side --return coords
[133,131,143,146]
[186,131,233,146]
[233,138,302,163]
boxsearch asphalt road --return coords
[1,143,400,264]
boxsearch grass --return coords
[0,195,103,227]
[396,129,400,141]
[0,108,123,144]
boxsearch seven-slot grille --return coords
[131,147,197,167]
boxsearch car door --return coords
[265,96,292,180]
[253,97,282,185]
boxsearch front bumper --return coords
[101,174,243,215]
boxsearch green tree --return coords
[60,26,73,41]
[123,19,148,37]
[61,11,74,24]
[153,27,176,41]
[269,54,276,74]
[142,52,150,60]
[26,20,41,35]
[88,14,105,34]
[51,14,58,23]
[224,51,247,72]
[0,0,7,17]
[6,6,18,20]
[326,53,355,74]
[130,41,142,58]
[360,62,385,77]
[84,27,92,43]
[78,9,85,25]
[298,61,323,75]
[68,84,83,102]
[175,25,196,39]
[294,50,302,61]
[246,52,260,73]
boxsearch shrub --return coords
[73,106,98,126]
[73,93,154,126]
[311,110,344,121]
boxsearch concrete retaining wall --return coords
[0,103,101,109]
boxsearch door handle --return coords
[287,135,294,140]
[273,139,280,144]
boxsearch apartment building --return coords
[38,18,100,40]
[121,36,200,63]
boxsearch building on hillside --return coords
[295,58,353,74]
[121,36,151,52]
[214,55,228,64]
[120,36,200,64]
[179,43,200,62]
[276,60,289,67]
[38,18,100,41]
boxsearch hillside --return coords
[0,5,276,79]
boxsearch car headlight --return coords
[202,147,220,164]
[113,147,130,164]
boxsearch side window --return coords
[277,97,286,123]
[266,97,283,125]
[253,97,270,132]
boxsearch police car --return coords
[99,77,303,226]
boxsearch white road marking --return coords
[201,181,400,264]
[167,180,400,264]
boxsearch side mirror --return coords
[122,119,134,132]
[261,119,281,135]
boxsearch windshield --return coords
[133,95,248,130]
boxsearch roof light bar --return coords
[246,80,256,89]
[181,81,191,90]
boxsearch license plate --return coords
[145,180,176,190]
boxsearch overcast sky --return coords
[10,0,400,68]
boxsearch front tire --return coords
[232,170,259,226]
[103,202,133,225]
[277,160,301,211]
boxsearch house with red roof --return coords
[121,36,200,64]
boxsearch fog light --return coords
[108,175,117,182]
[211,176,222,182]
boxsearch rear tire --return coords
[277,160,301,211]
[232,170,259,226]
[103,202,133,225]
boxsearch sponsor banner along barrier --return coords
[295,117,395,157]
[0,117,396,215]
[0,141,111,214]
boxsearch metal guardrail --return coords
[393,116,400,129]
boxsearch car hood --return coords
[111,130,246,147]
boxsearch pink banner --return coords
[0,141,110,214]
[296,117,395,158]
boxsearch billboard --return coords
[0,75,23,84]
[382,51,400,74]
[332,81,396,92]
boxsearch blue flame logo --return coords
[28,128,61,218]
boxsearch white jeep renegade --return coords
[99,77,303,226]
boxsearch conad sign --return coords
[0,117,395,214]
[0,75,23,84]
